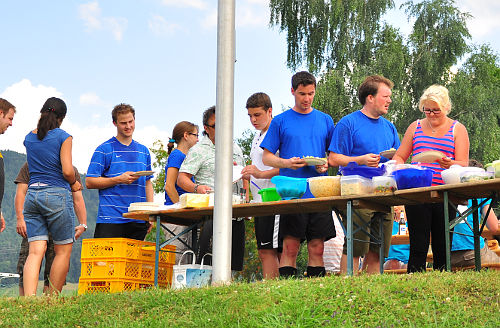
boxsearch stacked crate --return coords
[78,238,176,294]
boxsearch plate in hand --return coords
[303,156,327,166]
[131,170,154,177]
[380,148,397,159]
[412,151,446,163]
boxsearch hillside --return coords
[0,150,99,283]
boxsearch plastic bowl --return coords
[393,168,433,189]
[270,176,308,200]
[257,187,282,202]
[308,176,341,197]
[340,162,385,178]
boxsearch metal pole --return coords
[347,201,353,276]
[443,192,451,271]
[212,0,235,285]
[471,198,481,271]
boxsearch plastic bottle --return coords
[399,212,407,235]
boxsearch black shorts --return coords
[280,211,336,242]
[94,221,149,240]
[255,215,282,252]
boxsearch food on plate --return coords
[308,176,341,197]
[302,156,327,166]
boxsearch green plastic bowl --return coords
[258,187,282,202]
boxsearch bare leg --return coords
[339,254,361,275]
[258,249,279,279]
[47,243,73,294]
[279,236,301,268]
[23,240,47,296]
[361,250,380,274]
[307,238,325,266]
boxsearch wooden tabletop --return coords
[124,179,500,226]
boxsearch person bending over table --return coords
[393,85,469,273]
[451,159,499,268]
[328,75,401,274]
[177,106,246,272]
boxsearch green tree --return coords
[149,140,169,194]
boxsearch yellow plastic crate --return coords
[80,258,174,285]
[81,238,176,264]
[78,278,169,294]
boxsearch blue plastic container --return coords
[340,162,386,178]
[393,168,434,189]
[270,176,308,200]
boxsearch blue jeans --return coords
[24,186,76,244]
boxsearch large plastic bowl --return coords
[270,176,308,200]
[340,161,386,178]
[308,176,341,197]
[393,168,433,189]
[257,187,282,202]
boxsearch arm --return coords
[145,179,154,202]
[241,165,279,180]
[177,172,211,194]
[72,190,87,240]
[262,149,306,169]
[392,122,417,165]
[482,205,498,234]
[328,152,381,167]
[0,213,4,233]
[60,137,81,192]
[437,122,469,169]
[15,183,28,238]
[85,173,139,189]
[165,167,180,203]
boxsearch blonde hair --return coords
[418,85,452,114]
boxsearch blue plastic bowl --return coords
[270,176,308,200]
[393,168,434,189]
[340,161,386,178]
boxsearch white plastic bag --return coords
[172,251,212,289]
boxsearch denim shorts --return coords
[24,186,76,244]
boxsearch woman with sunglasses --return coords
[392,85,469,273]
[164,121,199,261]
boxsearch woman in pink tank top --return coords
[393,85,469,273]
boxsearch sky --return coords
[1,0,499,176]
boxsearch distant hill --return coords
[0,150,99,284]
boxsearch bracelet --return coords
[194,184,200,193]
[70,180,77,186]
[78,223,87,231]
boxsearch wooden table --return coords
[125,179,500,281]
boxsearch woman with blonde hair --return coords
[164,121,199,260]
[393,85,469,272]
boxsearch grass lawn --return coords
[0,271,498,327]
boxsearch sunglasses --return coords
[188,133,199,137]
[423,108,441,114]
[206,123,215,129]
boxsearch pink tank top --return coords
[411,119,457,185]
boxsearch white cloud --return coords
[459,0,500,39]
[0,80,170,174]
[78,1,128,41]
[79,92,105,106]
[148,15,181,36]
[161,0,208,10]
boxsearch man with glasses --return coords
[328,75,400,274]
[177,106,246,272]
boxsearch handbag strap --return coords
[177,250,197,266]
[200,253,213,269]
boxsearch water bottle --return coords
[399,212,407,235]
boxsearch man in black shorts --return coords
[260,72,336,278]
[241,92,281,279]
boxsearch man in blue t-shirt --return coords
[328,75,400,274]
[86,103,153,240]
[260,71,336,278]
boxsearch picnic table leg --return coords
[379,214,384,274]
[472,198,481,271]
[443,191,451,271]
[347,200,353,276]
[154,215,161,287]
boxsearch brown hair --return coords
[112,103,135,123]
[246,92,272,111]
[358,75,394,105]
[0,98,16,115]
[291,71,316,90]
[468,159,483,168]
[168,121,198,154]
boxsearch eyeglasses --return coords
[423,108,441,114]
[188,133,199,137]
[206,123,215,129]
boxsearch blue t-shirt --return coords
[24,128,72,190]
[451,199,490,251]
[385,221,410,263]
[164,149,194,205]
[87,137,153,224]
[260,108,334,198]
[328,110,400,163]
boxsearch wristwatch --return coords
[78,223,88,231]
